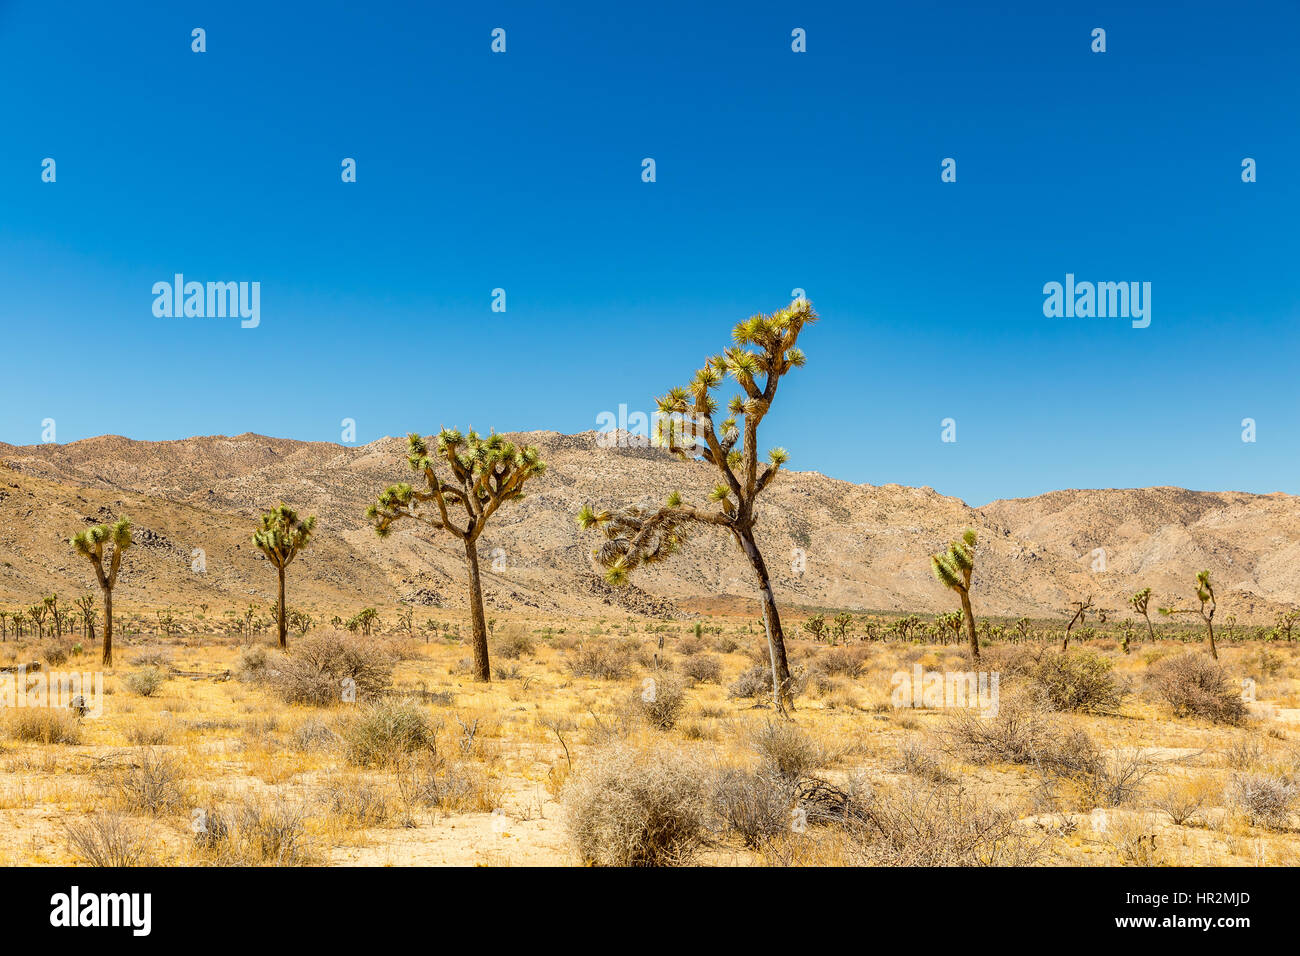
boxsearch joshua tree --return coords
[253,504,317,649]
[1013,617,1032,643]
[1274,608,1299,643]
[75,594,97,640]
[802,614,827,643]
[367,429,546,682]
[71,517,133,666]
[1129,587,1155,641]
[44,593,65,638]
[0,610,7,641]
[1160,570,1218,660]
[579,301,817,714]
[937,609,965,646]
[931,529,980,659]
[1062,595,1095,651]
[832,611,853,643]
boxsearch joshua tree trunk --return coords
[102,589,113,667]
[276,565,288,648]
[464,538,491,682]
[1205,616,1218,660]
[738,528,794,714]
[1141,612,1154,642]
[960,590,979,660]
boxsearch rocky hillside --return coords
[0,431,1294,623]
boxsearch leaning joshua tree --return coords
[252,504,317,649]
[578,301,818,715]
[931,528,980,659]
[1129,587,1155,642]
[1160,570,1218,660]
[1062,595,1095,651]
[367,429,546,682]
[71,517,133,666]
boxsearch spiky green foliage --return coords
[70,517,132,666]
[368,430,545,541]
[930,529,976,595]
[931,528,980,658]
[1160,570,1219,659]
[367,429,546,682]
[253,504,317,568]
[579,301,818,715]
[253,504,317,648]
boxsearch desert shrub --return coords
[64,813,155,867]
[123,666,167,697]
[981,644,1040,677]
[40,643,70,667]
[712,634,740,654]
[291,717,339,753]
[266,631,394,706]
[676,636,707,657]
[1060,748,1154,808]
[818,647,865,678]
[125,720,173,746]
[1032,650,1124,713]
[209,801,315,865]
[493,626,535,660]
[1148,653,1245,725]
[895,740,957,784]
[749,720,821,781]
[634,675,687,731]
[6,708,82,745]
[320,776,392,826]
[563,742,711,866]
[771,780,1044,867]
[130,647,174,668]
[111,749,188,815]
[1230,772,1297,830]
[728,665,772,700]
[236,645,269,682]
[711,766,793,848]
[341,700,433,768]
[400,755,504,814]
[1151,776,1216,826]
[566,643,633,681]
[940,697,1059,767]
[680,654,723,685]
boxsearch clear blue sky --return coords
[1,0,1296,505]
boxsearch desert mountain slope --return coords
[0,432,1295,622]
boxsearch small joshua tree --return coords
[931,529,980,659]
[75,593,97,640]
[1160,570,1218,660]
[802,614,827,643]
[71,517,133,666]
[578,301,817,715]
[367,429,546,682]
[1061,595,1095,651]
[253,504,317,649]
[1129,587,1155,642]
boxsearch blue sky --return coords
[1,0,1296,505]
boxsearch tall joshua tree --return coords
[71,517,133,666]
[931,529,980,659]
[1160,570,1218,660]
[367,429,546,682]
[1129,587,1155,641]
[252,504,317,649]
[578,301,818,715]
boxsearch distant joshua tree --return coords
[0,610,7,641]
[1060,595,1095,651]
[1275,608,1299,643]
[71,517,133,666]
[1160,570,1218,660]
[252,504,317,649]
[1129,587,1155,642]
[367,429,546,682]
[579,301,818,715]
[931,529,980,659]
[75,593,97,640]
[832,612,853,643]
